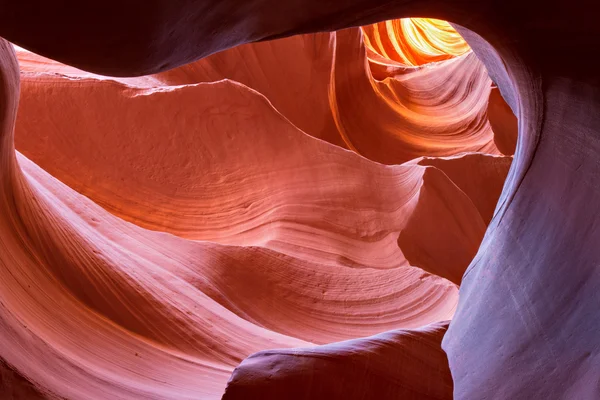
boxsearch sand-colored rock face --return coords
[0,12,525,400]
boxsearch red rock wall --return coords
[6,1,589,398]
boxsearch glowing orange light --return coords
[362,18,470,67]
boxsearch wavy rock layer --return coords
[223,321,453,400]
[16,27,503,165]
[2,0,599,398]
[0,12,518,400]
[362,18,470,67]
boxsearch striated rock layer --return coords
[3,27,510,398]
[362,18,470,67]
[0,5,554,400]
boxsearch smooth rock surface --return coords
[7,0,593,397]
[0,29,513,398]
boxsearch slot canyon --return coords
[0,1,597,399]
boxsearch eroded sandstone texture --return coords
[0,0,591,398]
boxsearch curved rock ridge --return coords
[222,321,453,400]
[362,18,470,67]
[330,28,500,164]
[0,26,513,398]
[15,25,509,164]
[2,0,599,398]
[0,14,519,400]
[14,68,508,277]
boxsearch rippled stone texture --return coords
[1,2,588,398]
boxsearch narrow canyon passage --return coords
[0,1,597,399]
[1,18,515,399]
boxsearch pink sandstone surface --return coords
[0,1,590,398]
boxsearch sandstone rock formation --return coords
[2,1,587,398]
[223,321,453,400]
